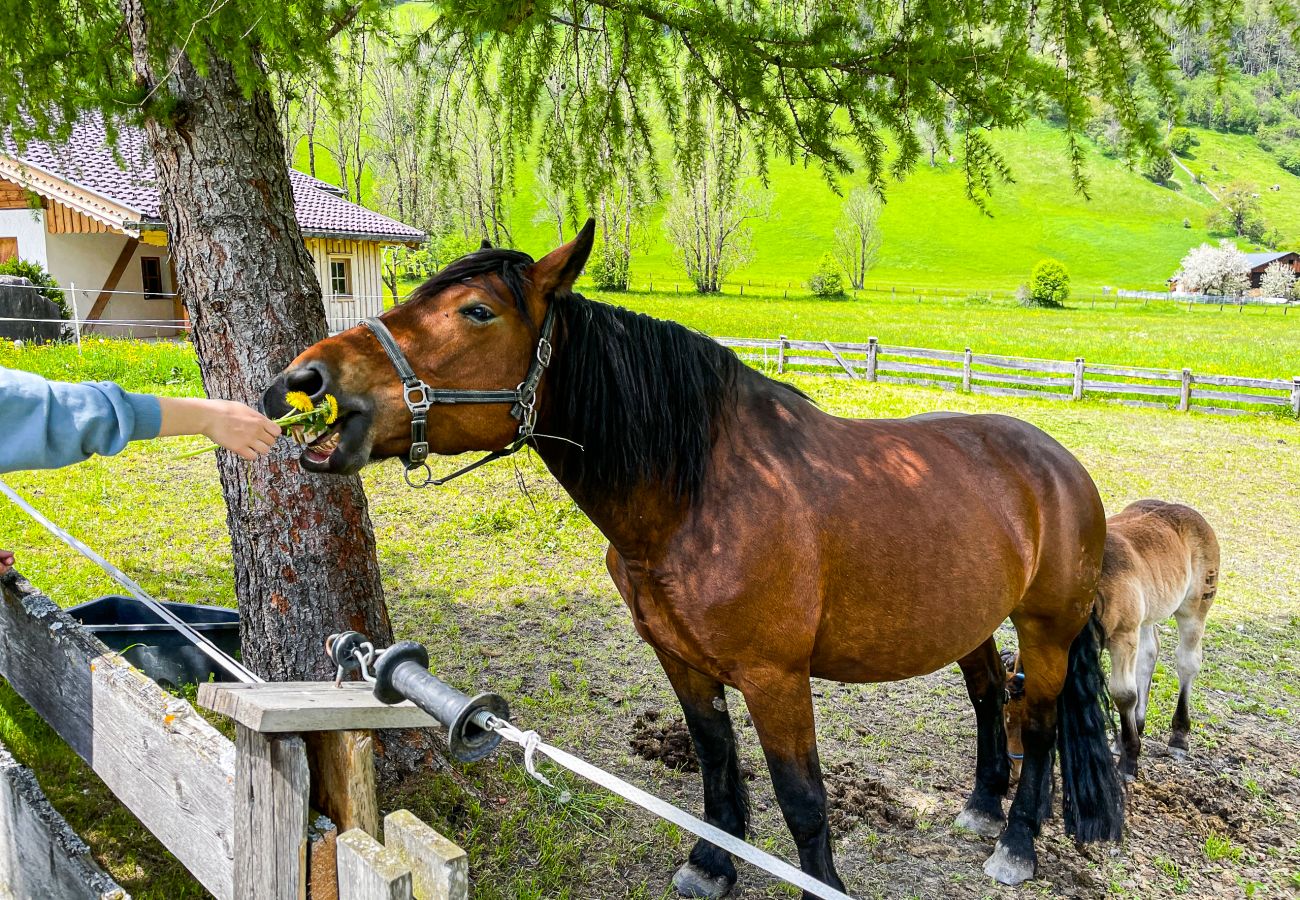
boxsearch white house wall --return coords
[0,208,49,270]
[306,238,388,330]
[44,233,175,337]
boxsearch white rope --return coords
[0,478,260,684]
[486,718,858,900]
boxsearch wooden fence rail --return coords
[723,335,1300,417]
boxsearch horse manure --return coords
[824,761,917,832]
[630,711,699,772]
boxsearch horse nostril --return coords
[285,363,328,400]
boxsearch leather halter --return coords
[360,303,556,488]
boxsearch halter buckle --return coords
[536,337,553,367]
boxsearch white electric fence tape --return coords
[0,478,261,683]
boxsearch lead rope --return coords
[482,716,858,900]
[0,478,261,684]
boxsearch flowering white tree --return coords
[1174,241,1251,297]
[1259,260,1298,300]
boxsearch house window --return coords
[329,258,353,299]
[0,237,17,264]
[140,256,164,298]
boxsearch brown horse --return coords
[1005,500,1219,781]
[265,222,1124,896]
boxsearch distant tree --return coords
[1143,150,1175,185]
[1169,128,1197,156]
[1208,183,1270,243]
[1027,259,1070,307]
[1275,143,1300,176]
[808,254,845,297]
[834,189,884,290]
[1175,241,1251,296]
[320,29,373,204]
[663,103,767,293]
[1260,259,1298,299]
[532,162,570,246]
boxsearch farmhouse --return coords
[1168,249,1300,294]
[1,118,424,335]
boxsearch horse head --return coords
[1001,647,1026,780]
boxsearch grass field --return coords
[0,341,1297,898]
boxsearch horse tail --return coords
[1056,609,1125,842]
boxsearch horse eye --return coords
[461,304,496,323]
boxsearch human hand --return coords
[159,397,282,460]
[0,550,14,576]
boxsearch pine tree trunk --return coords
[119,8,392,682]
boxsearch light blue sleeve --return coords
[0,368,162,473]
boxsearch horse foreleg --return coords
[984,622,1068,886]
[655,651,749,899]
[1107,629,1143,780]
[1170,609,1207,760]
[953,637,1010,838]
[740,672,846,899]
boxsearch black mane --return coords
[544,292,794,504]
[409,247,535,317]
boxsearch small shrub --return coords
[807,253,845,298]
[1169,128,1197,156]
[1014,283,1031,305]
[1027,259,1070,308]
[1275,142,1300,176]
[1143,151,1175,185]
[1183,217,1192,228]
[0,258,69,319]
[587,247,630,291]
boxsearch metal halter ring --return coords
[404,461,434,488]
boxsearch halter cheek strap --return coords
[360,304,556,486]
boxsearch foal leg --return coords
[739,671,846,898]
[984,621,1068,886]
[953,637,1011,838]
[1169,609,1207,760]
[1106,628,1143,781]
[1134,624,1159,737]
[655,651,749,899]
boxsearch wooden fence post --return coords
[1073,358,1085,401]
[962,348,972,392]
[234,727,310,900]
[1291,377,1300,417]
[866,337,879,382]
[777,335,788,374]
[386,810,468,900]
[336,830,411,900]
[1179,368,1192,412]
[306,730,379,837]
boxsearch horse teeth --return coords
[291,425,306,445]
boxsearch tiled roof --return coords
[3,116,424,242]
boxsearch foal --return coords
[1005,500,1219,780]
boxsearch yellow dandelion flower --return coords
[323,394,339,425]
[285,391,314,414]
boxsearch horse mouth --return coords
[290,413,369,473]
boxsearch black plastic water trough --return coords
[67,595,241,689]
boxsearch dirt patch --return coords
[630,709,699,772]
[824,761,921,831]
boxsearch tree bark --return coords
[118,8,392,682]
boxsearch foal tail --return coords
[1056,610,1125,843]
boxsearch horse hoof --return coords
[954,808,1004,839]
[673,863,734,898]
[1122,771,1137,784]
[983,843,1035,886]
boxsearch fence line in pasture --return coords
[721,335,1300,417]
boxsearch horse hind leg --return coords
[953,637,1011,839]
[1106,628,1143,781]
[654,651,749,899]
[1169,607,1209,760]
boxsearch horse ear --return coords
[529,218,595,297]
[479,239,493,250]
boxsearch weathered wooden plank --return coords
[1072,358,1085,402]
[879,345,968,363]
[0,736,129,900]
[876,360,962,379]
[1084,363,1183,381]
[1189,388,1289,406]
[970,384,1072,402]
[968,354,1076,374]
[0,575,236,900]
[234,726,309,900]
[306,731,379,837]
[823,341,857,378]
[865,337,879,382]
[336,829,411,900]
[961,348,973,392]
[777,335,787,374]
[1179,368,1192,412]
[1188,373,1292,390]
[1083,380,1183,398]
[385,810,467,900]
[199,682,438,733]
[715,338,777,349]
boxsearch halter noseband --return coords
[360,303,556,488]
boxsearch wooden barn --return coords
[1,117,424,336]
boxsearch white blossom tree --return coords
[1259,259,1298,300]
[1174,241,1251,297]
